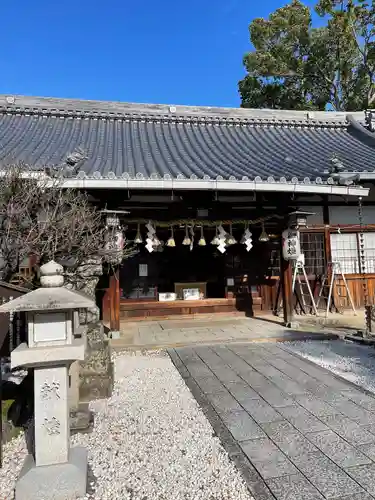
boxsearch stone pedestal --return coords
[0,261,96,500]
[15,447,87,500]
[79,322,113,402]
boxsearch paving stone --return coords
[266,473,325,500]
[330,493,375,500]
[221,374,248,387]
[345,463,375,496]
[175,348,202,363]
[217,350,255,370]
[220,410,266,442]
[254,387,295,408]
[332,400,375,425]
[185,362,213,378]
[277,404,329,433]
[258,344,284,354]
[240,437,283,463]
[225,381,262,401]
[240,371,273,389]
[168,349,191,378]
[266,359,312,386]
[254,456,298,479]
[230,361,257,377]
[294,451,363,498]
[210,366,242,383]
[318,375,354,392]
[240,398,283,424]
[193,346,215,356]
[358,442,375,461]
[193,347,222,364]
[262,420,319,458]
[229,344,258,354]
[287,355,329,374]
[320,415,375,446]
[295,395,338,417]
[248,362,283,380]
[179,345,375,500]
[222,353,254,374]
[261,419,296,436]
[269,376,308,396]
[306,429,372,468]
[342,390,375,412]
[313,386,351,404]
[195,375,227,395]
[230,452,277,500]
[205,391,242,413]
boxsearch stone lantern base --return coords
[15,447,87,500]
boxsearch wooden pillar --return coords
[109,268,120,331]
[280,237,294,327]
[323,199,332,264]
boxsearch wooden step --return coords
[120,297,262,320]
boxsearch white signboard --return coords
[282,228,301,260]
[159,293,177,302]
[183,288,200,301]
[139,264,148,277]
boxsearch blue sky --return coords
[1,0,317,107]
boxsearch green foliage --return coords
[239,0,375,110]
[1,400,21,441]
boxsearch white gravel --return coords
[284,339,375,394]
[0,351,253,500]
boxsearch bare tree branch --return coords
[0,163,136,286]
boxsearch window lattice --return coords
[331,233,360,274]
[300,233,325,275]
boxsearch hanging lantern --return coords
[182,226,191,246]
[167,226,176,247]
[198,226,206,246]
[226,223,237,246]
[259,222,270,242]
[211,226,220,246]
[134,224,143,244]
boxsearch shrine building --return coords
[1,95,375,329]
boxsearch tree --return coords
[0,163,135,287]
[239,0,375,111]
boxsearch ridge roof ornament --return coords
[365,110,375,132]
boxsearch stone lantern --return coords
[0,260,95,500]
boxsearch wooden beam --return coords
[109,269,120,332]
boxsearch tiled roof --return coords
[0,95,374,183]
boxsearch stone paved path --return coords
[111,316,334,350]
[169,342,375,500]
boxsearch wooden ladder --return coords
[316,261,357,317]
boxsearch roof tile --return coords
[0,95,374,181]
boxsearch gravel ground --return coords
[0,351,253,500]
[284,339,375,393]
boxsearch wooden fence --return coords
[0,283,29,467]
